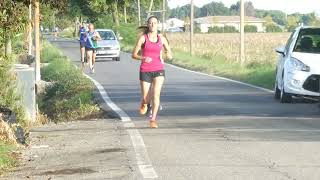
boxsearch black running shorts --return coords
[80,42,86,48]
[140,70,165,83]
[85,47,96,53]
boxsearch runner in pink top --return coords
[132,16,173,128]
[140,34,164,72]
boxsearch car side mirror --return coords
[118,36,123,40]
[275,47,286,57]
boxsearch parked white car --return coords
[274,26,320,103]
[95,29,121,61]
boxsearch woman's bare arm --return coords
[160,35,173,60]
[94,31,102,41]
[132,35,146,61]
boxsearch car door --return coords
[277,30,297,87]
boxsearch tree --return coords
[287,15,300,32]
[199,2,229,17]
[0,0,29,56]
[230,1,255,16]
[263,15,282,32]
[302,13,320,26]
[266,24,282,32]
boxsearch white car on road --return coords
[95,29,121,61]
[275,26,320,103]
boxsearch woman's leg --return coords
[150,76,165,121]
[92,51,96,65]
[86,50,93,71]
[140,80,151,114]
[80,47,85,69]
[80,47,85,62]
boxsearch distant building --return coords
[167,18,185,28]
[158,18,185,31]
[194,16,266,33]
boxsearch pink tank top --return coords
[140,34,164,72]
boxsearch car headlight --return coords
[289,57,310,72]
[110,46,120,50]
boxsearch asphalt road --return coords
[50,36,320,180]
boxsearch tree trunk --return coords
[124,6,127,24]
[137,0,141,26]
[28,2,32,55]
[5,35,12,57]
[111,2,120,28]
[147,0,154,18]
[74,16,79,38]
[34,0,41,82]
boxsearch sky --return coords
[167,0,320,14]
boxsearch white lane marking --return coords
[213,128,320,132]
[31,145,49,149]
[122,52,274,93]
[84,74,158,179]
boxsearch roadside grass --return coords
[0,142,17,175]
[39,42,99,123]
[58,27,74,39]
[171,50,276,89]
[165,32,290,90]
[0,34,26,175]
[41,41,64,63]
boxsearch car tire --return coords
[274,80,281,100]
[114,57,120,61]
[280,82,292,103]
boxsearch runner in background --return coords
[79,23,87,70]
[85,23,101,74]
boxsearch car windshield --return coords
[293,28,320,54]
[98,31,116,40]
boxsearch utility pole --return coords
[190,0,194,56]
[28,1,32,56]
[34,0,41,82]
[240,0,245,65]
[137,0,141,26]
[147,0,154,18]
[162,0,166,32]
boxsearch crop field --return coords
[166,33,291,65]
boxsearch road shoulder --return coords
[2,118,139,179]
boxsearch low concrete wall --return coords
[14,64,36,121]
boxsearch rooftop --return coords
[195,16,266,24]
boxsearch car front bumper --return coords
[284,71,320,97]
[95,48,120,58]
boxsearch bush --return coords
[40,41,63,63]
[59,27,74,39]
[224,26,238,33]
[40,58,99,122]
[266,24,283,32]
[208,26,238,33]
[244,25,258,32]
[195,26,201,33]
[208,26,224,33]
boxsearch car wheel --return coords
[280,81,292,103]
[274,80,281,100]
